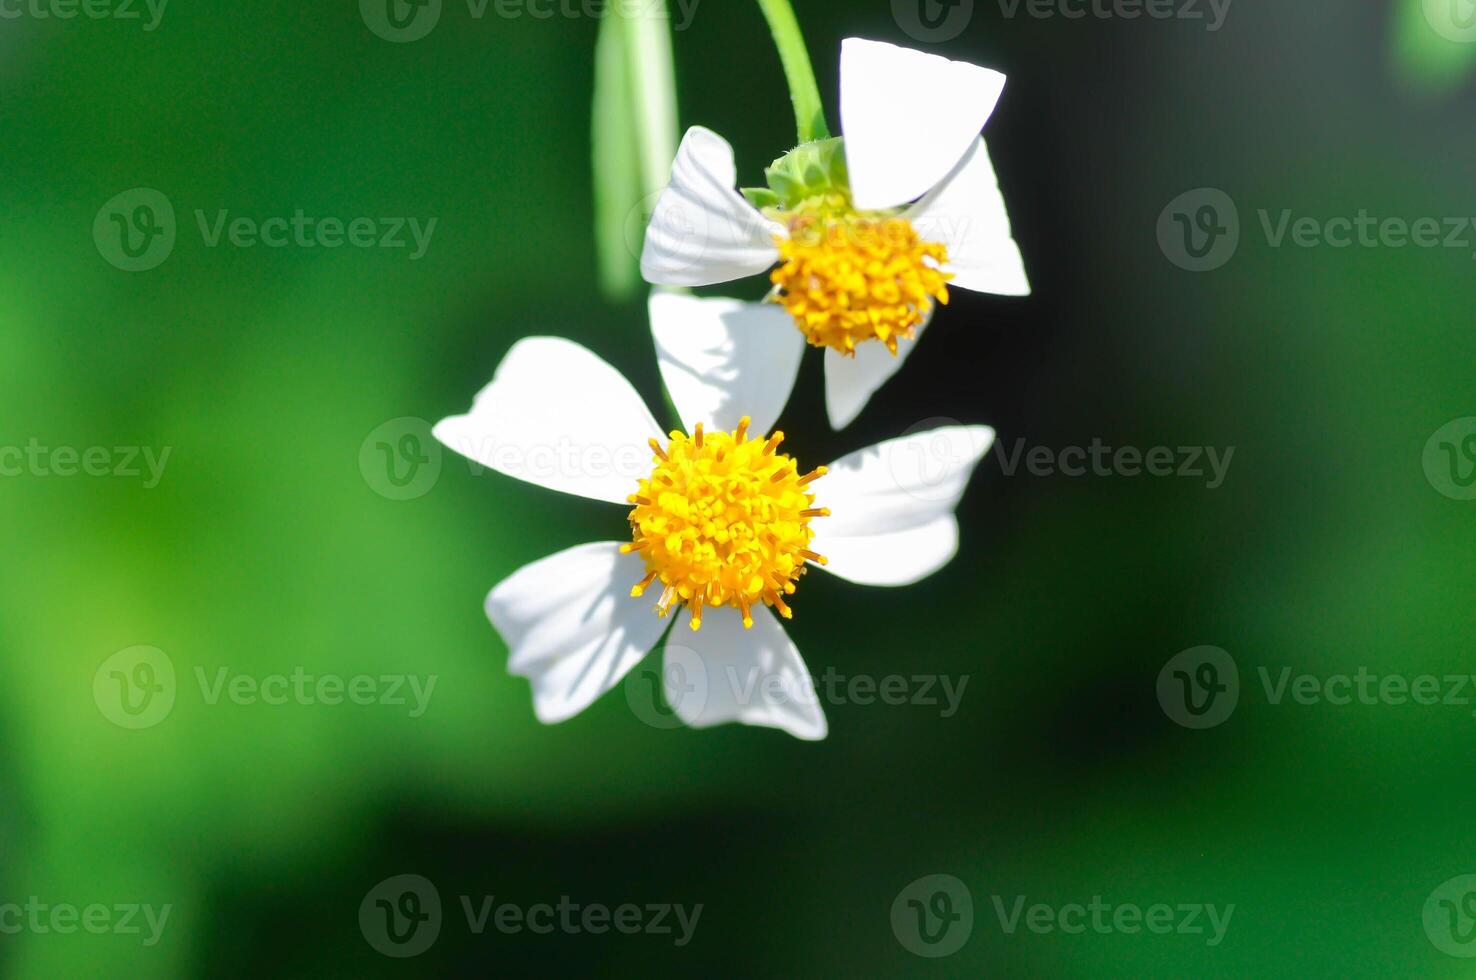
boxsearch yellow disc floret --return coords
[624,417,828,631]
[769,193,952,357]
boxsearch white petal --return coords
[810,425,995,586]
[664,605,826,740]
[640,126,783,287]
[823,310,933,430]
[487,542,668,724]
[432,337,661,505]
[840,38,1007,211]
[907,138,1029,296]
[649,291,804,437]
[812,517,961,589]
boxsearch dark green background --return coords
[3,0,1475,974]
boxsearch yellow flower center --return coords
[769,195,952,356]
[623,416,828,631]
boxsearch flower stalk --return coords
[754,0,831,143]
[592,1,680,300]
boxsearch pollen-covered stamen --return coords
[769,193,951,357]
[622,415,828,631]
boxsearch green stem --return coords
[591,1,680,301]
[623,3,679,207]
[754,0,830,144]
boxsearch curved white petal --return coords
[649,291,804,436]
[812,516,961,588]
[840,38,1007,211]
[640,126,783,287]
[824,310,933,430]
[810,425,995,586]
[664,605,826,740]
[432,337,661,505]
[907,138,1029,296]
[488,542,668,724]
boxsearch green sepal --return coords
[761,137,848,210]
[741,186,780,210]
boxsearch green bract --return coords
[741,137,849,212]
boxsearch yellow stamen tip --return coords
[625,419,827,628]
[770,208,950,355]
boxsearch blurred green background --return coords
[3,0,1476,974]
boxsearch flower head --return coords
[626,416,827,630]
[773,201,951,355]
[433,292,996,739]
[641,38,1030,429]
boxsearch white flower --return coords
[640,37,1030,430]
[433,292,996,740]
